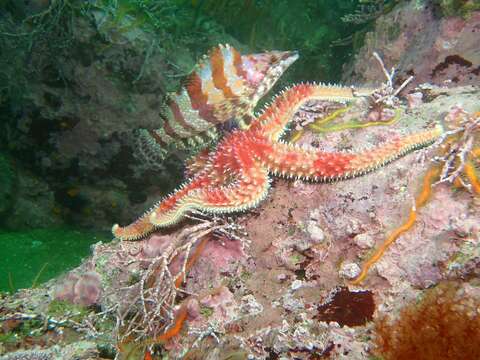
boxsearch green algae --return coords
[433,0,480,17]
[0,0,389,108]
[46,299,90,321]
[199,306,214,318]
[0,228,109,293]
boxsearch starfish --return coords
[113,83,443,240]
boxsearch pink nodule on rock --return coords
[55,271,102,306]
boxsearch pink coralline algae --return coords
[54,271,102,306]
[140,234,173,258]
[199,286,238,322]
[198,237,247,271]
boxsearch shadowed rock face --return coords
[342,2,480,90]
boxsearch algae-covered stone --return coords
[3,168,62,230]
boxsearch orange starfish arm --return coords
[250,83,373,141]
[112,176,212,240]
[256,127,442,181]
[149,166,270,226]
[113,163,270,240]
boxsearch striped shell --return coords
[136,44,298,160]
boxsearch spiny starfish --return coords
[113,83,442,240]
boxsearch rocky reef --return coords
[1,82,479,358]
[1,1,479,359]
[343,0,480,89]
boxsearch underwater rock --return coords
[141,233,173,258]
[199,286,239,325]
[374,184,472,288]
[406,91,424,109]
[3,168,62,230]
[280,291,305,312]
[0,10,479,352]
[240,294,264,316]
[1,349,53,360]
[59,181,131,230]
[446,236,480,279]
[0,153,16,217]
[305,219,326,243]
[1,84,477,359]
[197,237,248,272]
[343,1,480,89]
[339,262,362,280]
[353,232,375,249]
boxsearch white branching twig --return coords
[371,51,414,107]
[115,212,249,343]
